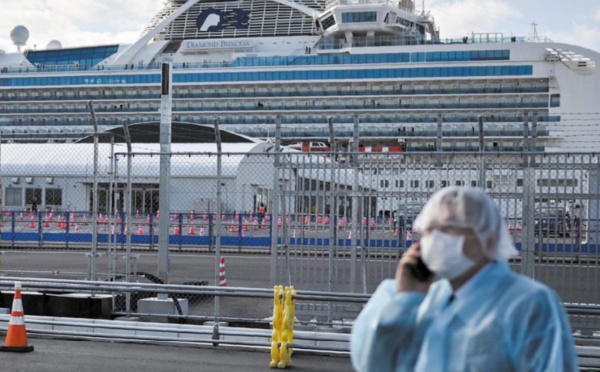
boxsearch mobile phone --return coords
[409,257,433,282]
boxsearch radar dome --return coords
[10,25,29,50]
[46,40,62,50]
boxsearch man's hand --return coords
[396,243,436,293]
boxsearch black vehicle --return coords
[534,209,571,237]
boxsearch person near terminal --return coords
[257,202,267,227]
[351,186,577,371]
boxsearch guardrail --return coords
[1,277,600,367]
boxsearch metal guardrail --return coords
[0,277,370,303]
[1,278,600,367]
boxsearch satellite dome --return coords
[46,40,62,50]
[10,25,29,50]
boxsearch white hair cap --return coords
[413,186,518,261]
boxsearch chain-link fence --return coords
[1,143,600,328]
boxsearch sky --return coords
[0,0,599,53]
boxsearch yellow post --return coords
[278,287,295,368]
[270,285,284,368]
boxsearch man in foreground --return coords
[351,186,577,371]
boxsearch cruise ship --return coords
[0,0,598,152]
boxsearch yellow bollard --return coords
[270,285,296,369]
[278,287,294,368]
[270,285,284,368]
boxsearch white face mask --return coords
[420,230,475,280]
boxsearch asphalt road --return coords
[1,248,599,295]
[0,336,352,372]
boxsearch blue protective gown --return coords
[351,262,577,371]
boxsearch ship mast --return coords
[530,22,540,42]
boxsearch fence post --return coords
[37,212,42,248]
[178,213,183,251]
[65,211,70,250]
[87,101,101,281]
[10,211,14,249]
[208,213,214,253]
[520,116,536,278]
[270,116,282,287]
[213,117,223,320]
[478,116,486,189]
[350,115,360,293]
[158,59,172,287]
[327,117,336,324]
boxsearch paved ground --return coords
[1,336,599,371]
[0,336,352,372]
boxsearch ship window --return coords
[342,12,377,23]
[550,94,560,108]
[321,15,336,30]
[537,179,578,187]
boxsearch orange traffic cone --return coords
[138,226,144,235]
[29,217,36,229]
[174,226,180,235]
[0,282,34,352]
[406,230,413,242]
[219,257,227,287]
[189,225,196,235]
[230,222,236,233]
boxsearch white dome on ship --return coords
[10,25,29,47]
[46,40,62,50]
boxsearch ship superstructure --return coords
[0,0,598,152]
